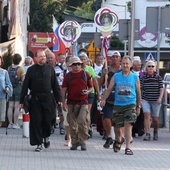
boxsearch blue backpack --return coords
[8,66,20,88]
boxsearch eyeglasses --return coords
[72,63,81,66]
[147,65,155,68]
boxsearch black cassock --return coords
[20,63,62,146]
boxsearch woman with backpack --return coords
[0,56,13,127]
[7,54,25,129]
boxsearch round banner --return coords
[58,20,81,44]
[94,7,118,33]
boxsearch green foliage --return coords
[30,0,67,32]
[72,0,95,20]
[109,36,124,48]
[2,45,13,70]
[127,1,131,16]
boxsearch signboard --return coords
[144,52,157,62]
[94,7,118,33]
[81,23,97,33]
[58,20,81,47]
[29,32,53,58]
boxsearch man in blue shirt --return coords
[101,56,141,155]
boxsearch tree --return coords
[73,1,95,20]
[30,0,67,32]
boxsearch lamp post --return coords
[107,3,127,56]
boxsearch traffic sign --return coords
[144,52,157,62]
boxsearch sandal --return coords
[125,148,133,155]
[113,140,122,153]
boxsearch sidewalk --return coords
[0,127,170,170]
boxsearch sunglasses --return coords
[112,55,119,58]
[147,65,155,68]
[72,63,81,66]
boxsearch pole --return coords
[129,0,135,57]
[124,5,127,56]
[109,3,127,56]
[157,7,161,75]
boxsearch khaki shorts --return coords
[112,104,137,128]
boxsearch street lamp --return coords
[107,3,127,56]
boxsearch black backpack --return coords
[8,66,20,88]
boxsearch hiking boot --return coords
[35,145,43,152]
[81,143,87,151]
[143,133,151,141]
[70,144,78,150]
[153,131,158,140]
[103,137,113,148]
[44,137,50,148]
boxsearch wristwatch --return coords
[137,105,141,109]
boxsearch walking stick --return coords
[5,93,8,135]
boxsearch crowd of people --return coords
[0,49,164,155]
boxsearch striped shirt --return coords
[140,74,163,101]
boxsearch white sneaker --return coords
[8,124,13,129]
[64,140,71,147]
[12,124,20,129]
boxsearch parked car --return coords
[163,73,170,104]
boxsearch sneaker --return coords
[138,129,145,137]
[12,124,20,129]
[64,140,71,147]
[88,129,93,138]
[143,133,151,141]
[102,131,107,140]
[60,128,65,135]
[8,124,13,129]
[81,143,87,151]
[35,145,43,152]
[44,137,50,148]
[103,137,113,148]
[153,131,158,140]
[70,144,78,150]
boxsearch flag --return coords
[52,15,65,53]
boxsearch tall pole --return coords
[129,0,135,57]
[157,7,161,75]
[124,5,127,56]
[108,3,127,56]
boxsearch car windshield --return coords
[165,75,170,81]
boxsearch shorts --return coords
[102,102,113,119]
[88,93,95,104]
[112,104,137,128]
[9,84,22,101]
[142,99,161,117]
[0,99,7,121]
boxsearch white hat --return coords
[133,56,141,61]
[107,51,121,57]
[78,52,88,58]
[69,57,82,66]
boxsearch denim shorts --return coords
[102,102,113,119]
[142,99,161,117]
[88,93,95,104]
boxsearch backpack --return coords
[8,66,20,88]
[67,70,87,89]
